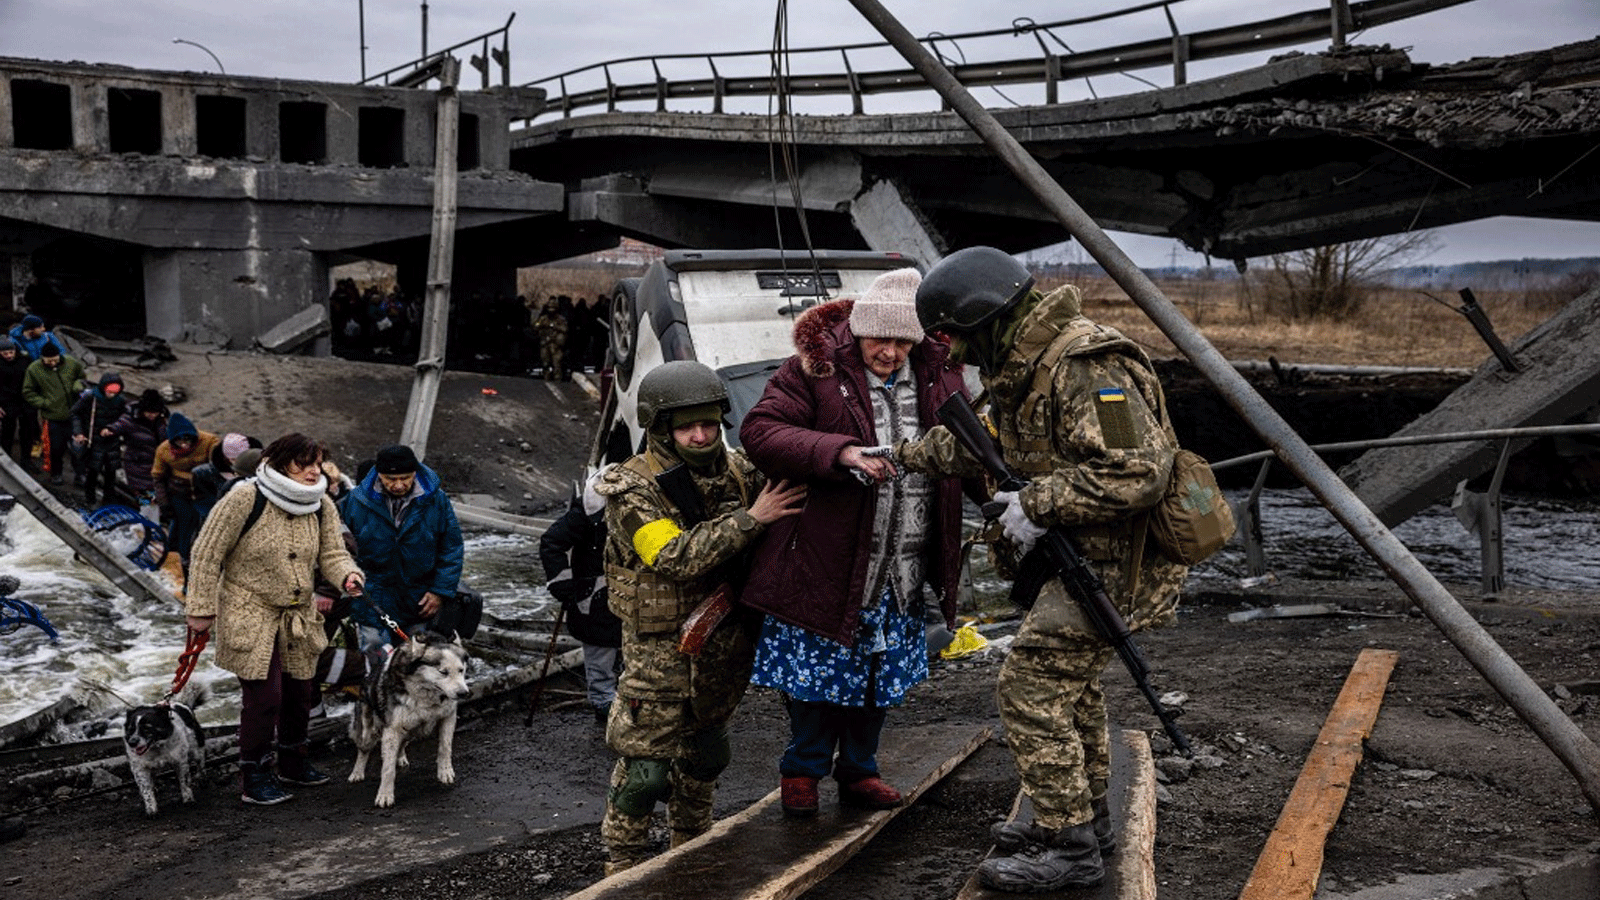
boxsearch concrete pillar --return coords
[7,255,31,311]
[162,85,197,157]
[142,247,330,350]
[73,78,108,153]
[248,95,276,161]
[849,178,945,268]
[0,75,13,148]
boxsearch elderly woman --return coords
[739,268,978,817]
[184,432,364,806]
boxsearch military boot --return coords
[1091,795,1117,856]
[992,799,1117,856]
[977,822,1104,893]
[667,770,717,848]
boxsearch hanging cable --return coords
[766,0,828,299]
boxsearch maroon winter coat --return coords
[739,299,974,646]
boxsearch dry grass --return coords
[1054,275,1562,369]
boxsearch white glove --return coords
[993,490,1046,554]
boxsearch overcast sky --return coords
[1,0,1595,267]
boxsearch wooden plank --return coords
[1237,648,1400,900]
[565,724,990,900]
[955,729,1157,900]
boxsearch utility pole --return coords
[399,56,460,459]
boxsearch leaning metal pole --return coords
[399,55,461,459]
[846,0,1600,813]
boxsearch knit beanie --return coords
[166,412,198,442]
[232,448,263,477]
[221,433,252,463]
[849,268,925,342]
[39,342,60,358]
[0,336,13,352]
[374,444,420,475]
[137,388,167,416]
[21,315,43,330]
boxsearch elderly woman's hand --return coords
[343,573,365,596]
[839,444,900,484]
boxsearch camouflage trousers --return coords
[539,341,565,379]
[601,695,741,873]
[997,641,1115,831]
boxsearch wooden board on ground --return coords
[565,723,990,900]
[955,729,1158,900]
[1237,647,1399,900]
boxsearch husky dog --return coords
[123,684,208,816]
[347,630,472,808]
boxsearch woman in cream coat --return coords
[185,432,364,806]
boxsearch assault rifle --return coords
[936,393,1193,757]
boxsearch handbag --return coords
[427,587,484,640]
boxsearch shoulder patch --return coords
[1094,385,1139,449]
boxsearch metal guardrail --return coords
[522,0,1473,120]
[1219,422,1600,593]
[362,13,515,89]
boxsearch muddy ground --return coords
[6,346,1600,899]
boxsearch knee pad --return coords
[680,726,732,782]
[611,757,672,817]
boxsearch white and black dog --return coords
[123,684,208,816]
[347,630,472,808]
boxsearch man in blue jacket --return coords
[341,444,464,653]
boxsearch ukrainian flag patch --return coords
[1097,388,1127,403]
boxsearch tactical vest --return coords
[604,450,752,636]
[994,316,1141,563]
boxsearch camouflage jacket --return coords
[901,285,1187,647]
[595,445,766,699]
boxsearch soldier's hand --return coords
[748,479,807,525]
[993,490,1047,554]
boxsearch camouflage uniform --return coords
[593,442,767,873]
[902,284,1187,832]
[531,302,568,380]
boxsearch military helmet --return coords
[915,246,1035,332]
[636,360,729,431]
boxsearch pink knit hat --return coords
[849,268,925,342]
[221,433,252,463]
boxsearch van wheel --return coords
[610,278,642,388]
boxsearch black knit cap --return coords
[374,444,419,475]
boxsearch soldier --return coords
[893,247,1187,892]
[531,296,568,381]
[594,360,805,874]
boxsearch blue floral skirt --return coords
[750,593,928,707]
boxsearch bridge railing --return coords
[522,0,1471,121]
[363,13,516,89]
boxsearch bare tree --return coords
[1260,231,1440,320]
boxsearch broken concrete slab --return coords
[254,303,330,354]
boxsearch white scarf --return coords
[253,462,328,516]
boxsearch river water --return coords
[0,511,556,738]
[1,488,1596,738]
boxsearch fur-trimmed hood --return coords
[790,297,958,379]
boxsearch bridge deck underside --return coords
[513,39,1600,261]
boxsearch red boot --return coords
[781,776,819,818]
[839,776,903,810]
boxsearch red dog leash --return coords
[166,627,209,701]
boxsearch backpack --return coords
[1149,448,1235,566]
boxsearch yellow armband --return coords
[632,518,682,566]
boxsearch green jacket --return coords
[21,356,87,422]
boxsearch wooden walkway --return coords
[565,723,990,900]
